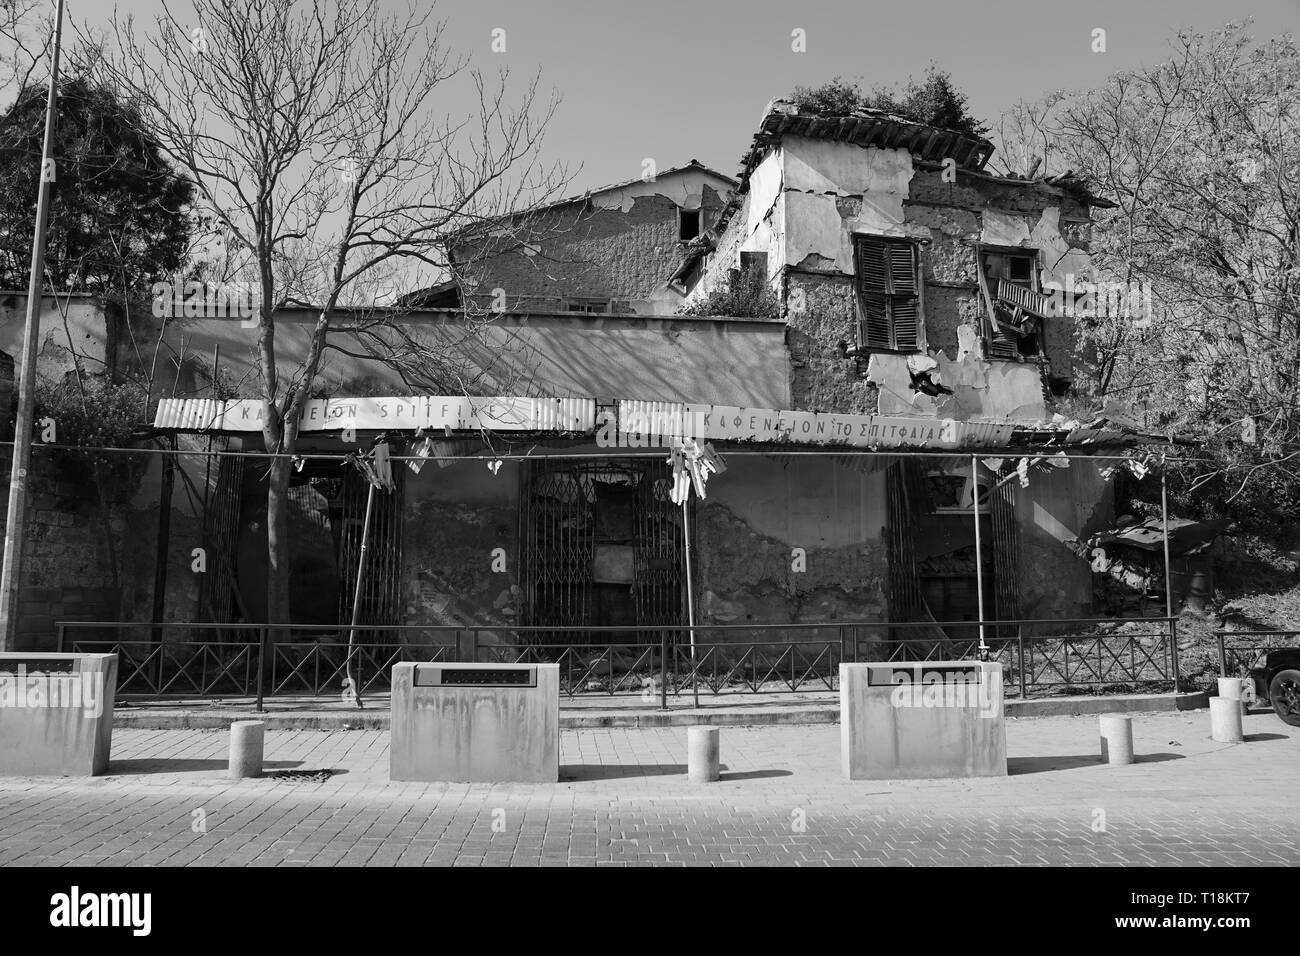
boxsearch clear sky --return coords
[397,0,1299,190]
[96,0,1300,191]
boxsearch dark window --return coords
[678,208,701,241]
[739,251,767,276]
[855,235,920,352]
[983,251,1036,288]
[979,248,1048,360]
[566,299,610,314]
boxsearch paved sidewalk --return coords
[0,709,1296,866]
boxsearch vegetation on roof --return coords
[790,67,989,138]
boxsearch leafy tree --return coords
[0,77,194,306]
[0,73,196,414]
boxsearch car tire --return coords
[1268,668,1300,727]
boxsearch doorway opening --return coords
[520,459,688,644]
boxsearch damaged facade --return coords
[668,100,1136,630]
[6,99,1164,653]
[420,160,736,316]
[681,99,1119,421]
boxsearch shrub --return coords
[790,67,988,138]
[679,265,780,319]
[32,376,152,497]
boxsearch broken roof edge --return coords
[735,98,996,193]
[450,159,739,238]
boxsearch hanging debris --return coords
[1084,515,1233,615]
[345,440,395,491]
[667,438,727,504]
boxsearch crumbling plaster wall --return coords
[785,272,877,414]
[683,151,786,308]
[695,455,886,627]
[0,295,111,382]
[701,137,1095,422]
[460,170,732,315]
[402,458,521,631]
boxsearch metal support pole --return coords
[0,0,65,651]
[971,455,988,660]
[659,629,668,711]
[1017,624,1027,698]
[345,480,378,708]
[681,497,698,709]
[1161,470,1179,689]
[255,626,267,713]
[150,435,177,683]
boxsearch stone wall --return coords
[456,173,731,315]
[402,457,521,632]
[785,272,876,414]
[0,454,136,650]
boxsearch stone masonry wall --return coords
[401,458,521,635]
[0,455,132,650]
[785,271,877,414]
[459,184,729,314]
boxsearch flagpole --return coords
[0,0,66,650]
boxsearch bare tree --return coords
[0,0,53,101]
[91,0,568,623]
[989,92,1067,179]
[996,22,1300,519]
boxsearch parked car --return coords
[1248,649,1300,727]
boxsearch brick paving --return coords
[0,710,1296,866]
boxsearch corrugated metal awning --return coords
[153,395,596,435]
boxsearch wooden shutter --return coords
[888,243,917,294]
[855,236,920,351]
[860,292,892,350]
[892,297,920,351]
[857,237,889,293]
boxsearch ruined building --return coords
[9,98,1161,651]
[416,160,736,316]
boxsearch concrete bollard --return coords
[229,720,266,779]
[1209,697,1244,743]
[687,726,720,783]
[1218,677,1248,716]
[1099,714,1134,765]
